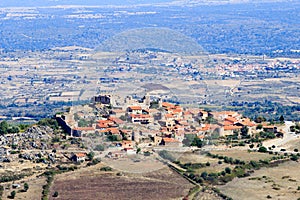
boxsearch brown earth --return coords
[49,163,193,200]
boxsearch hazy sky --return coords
[0,0,172,7]
[0,0,293,7]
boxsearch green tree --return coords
[182,134,195,147]
[241,126,249,137]
[191,137,204,148]
[183,134,203,148]
[290,154,299,161]
[10,190,16,199]
[256,124,263,130]
[87,151,95,161]
[258,146,268,153]
[225,167,232,174]
[255,116,266,123]
[279,115,285,123]
[38,118,59,130]
[0,121,8,135]
[201,171,208,179]
[8,126,20,133]
[205,116,217,124]
[53,191,59,197]
[24,183,29,192]
[107,135,119,141]
[295,123,300,130]
[51,136,60,143]
[18,124,29,131]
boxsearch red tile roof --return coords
[239,118,256,127]
[225,117,238,123]
[130,114,150,119]
[198,124,211,131]
[107,128,120,135]
[163,137,180,143]
[75,153,86,157]
[128,106,142,110]
[224,125,242,130]
[162,102,175,108]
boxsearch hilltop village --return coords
[56,93,271,158]
[1,92,295,165]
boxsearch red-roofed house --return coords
[127,106,143,114]
[71,152,86,162]
[161,137,182,147]
[129,114,151,124]
[109,117,125,125]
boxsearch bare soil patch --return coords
[49,163,193,200]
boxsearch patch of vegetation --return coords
[0,120,20,135]
[107,135,120,142]
[259,132,275,139]
[38,118,59,130]
[22,183,29,192]
[258,146,268,153]
[77,119,92,127]
[41,171,55,200]
[100,166,112,171]
[158,150,175,162]
[86,158,101,167]
[56,165,78,172]
[176,161,207,170]
[0,185,4,200]
[8,190,16,199]
[94,144,105,151]
[182,134,203,148]
[0,172,33,183]
[52,191,59,198]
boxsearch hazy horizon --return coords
[0,0,296,7]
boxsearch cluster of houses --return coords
[0,93,285,163]
[55,93,263,158]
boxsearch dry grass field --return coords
[210,150,274,162]
[219,161,300,200]
[49,162,193,200]
[283,137,300,151]
[102,156,166,173]
[1,175,46,200]
[170,152,234,174]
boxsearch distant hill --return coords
[97,28,205,55]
